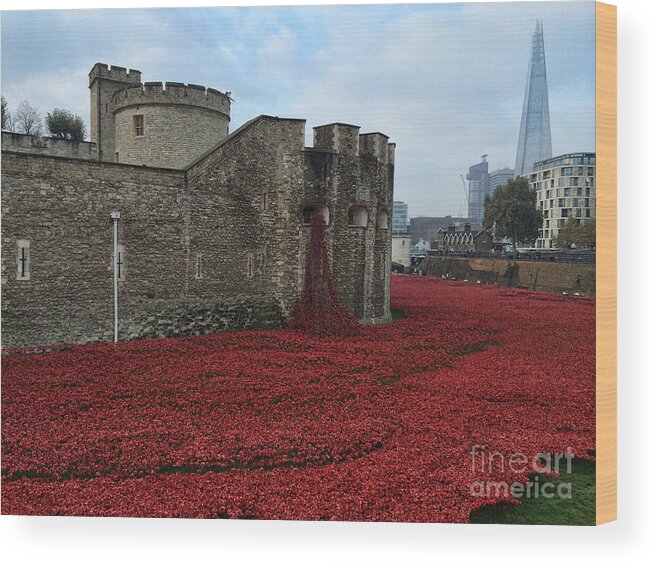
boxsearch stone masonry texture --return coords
[1,64,394,347]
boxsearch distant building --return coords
[392,201,409,233]
[467,155,490,222]
[489,167,515,191]
[413,238,432,255]
[408,215,473,245]
[514,20,552,176]
[434,224,494,254]
[530,152,596,249]
[391,234,412,268]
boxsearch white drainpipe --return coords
[110,211,121,342]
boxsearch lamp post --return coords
[110,211,120,343]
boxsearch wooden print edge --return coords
[595,1,617,525]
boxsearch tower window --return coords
[16,239,30,281]
[133,114,144,137]
[195,253,202,279]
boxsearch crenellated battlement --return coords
[313,123,360,156]
[88,63,142,86]
[311,124,394,163]
[112,81,231,116]
[387,143,396,165]
[359,132,390,163]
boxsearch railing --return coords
[426,249,596,264]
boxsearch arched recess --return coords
[376,209,389,229]
[301,203,330,225]
[348,205,368,227]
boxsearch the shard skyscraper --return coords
[514,20,552,176]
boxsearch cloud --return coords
[1,3,595,216]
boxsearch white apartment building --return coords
[530,152,596,249]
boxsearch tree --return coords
[555,217,596,249]
[46,108,87,142]
[14,100,42,136]
[483,177,542,252]
[1,95,9,131]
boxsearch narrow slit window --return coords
[247,254,254,278]
[16,239,30,281]
[117,245,126,281]
[195,253,202,279]
[133,114,144,137]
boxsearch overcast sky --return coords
[1,2,595,216]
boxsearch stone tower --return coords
[514,20,552,176]
[89,63,232,168]
[89,64,142,162]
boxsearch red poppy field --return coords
[1,275,595,522]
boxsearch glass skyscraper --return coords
[392,201,408,233]
[467,156,489,222]
[514,20,552,176]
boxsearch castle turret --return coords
[89,63,142,162]
[112,81,231,169]
[89,63,232,169]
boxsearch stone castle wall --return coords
[1,152,187,346]
[2,115,395,347]
[184,116,307,318]
[1,132,98,160]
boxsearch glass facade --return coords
[514,20,553,176]
[467,158,489,222]
[392,201,408,233]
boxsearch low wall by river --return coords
[422,256,596,296]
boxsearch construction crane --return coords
[459,175,469,217]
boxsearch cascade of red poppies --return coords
[287,214,362,336]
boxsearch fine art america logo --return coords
[469,445,575,500]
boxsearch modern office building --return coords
[530,152,596,249]
[467,155,490,222]
[392,201,409,233]
[489,167,515,191]
[514,20,552,176]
